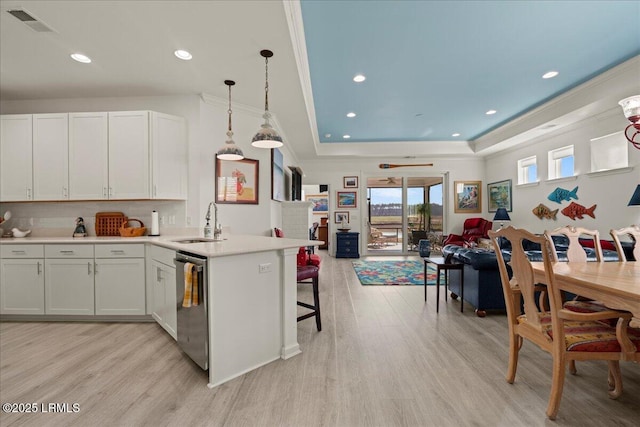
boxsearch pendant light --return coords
[216,80,244,161]
[251,49,283,149]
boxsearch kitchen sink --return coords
[172,238,226,244]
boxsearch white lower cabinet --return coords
[45,258,95,315]
[150,245,177,339]
[95,258,145,315]
[0,258,45,314]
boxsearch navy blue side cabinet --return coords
[336,232,359,258]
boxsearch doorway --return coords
[366,176,443,255]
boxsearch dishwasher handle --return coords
[174,257,205,272]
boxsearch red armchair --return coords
[443,218,493,247]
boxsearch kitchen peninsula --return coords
[0,234,318,388]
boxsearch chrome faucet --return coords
[204,202,222,240]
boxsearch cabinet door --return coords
[150,260,177,339]
[32,113,69,200]
[69,112,109,200]
[150,112,187,199]
[0,259,44,314]
[45,259,94,315]
[0,115,33,201]
[108,111,150,199]
[151,260,166,324]
[95,258,145,315]
[163,263,177,339]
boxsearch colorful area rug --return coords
[352,260,439,286]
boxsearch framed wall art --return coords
[306,194,329,214]
[343,176,358,188]
[271,148,285,202]
[453,180,481,213]
[334,211,349,224]
[337,191,357,208]
[215,158,259,204]
[487,179,512,212]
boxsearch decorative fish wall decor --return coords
[532,203,558,220]
[547,186,579,204]
[561,202,596,220]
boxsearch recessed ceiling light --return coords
[486,109,497,115]
[353,74,366,83]
[324,133,331,138]
[346,112,356,118]
[452,133,461,137]
[70,53,91,63]
[542,70,559,79]
[174,49,192,60]
[343,134,351,139]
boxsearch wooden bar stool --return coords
[296,265,321,331]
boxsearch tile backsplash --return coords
[0,200,187,237]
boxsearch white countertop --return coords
[0,234,319,258]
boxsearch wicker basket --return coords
[119,219,147,237]
[95,212,126,236]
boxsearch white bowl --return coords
[11,228,31,238]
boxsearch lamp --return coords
[618,95,640,150]
[493,208,511,229]
[216,80,244,161]
[251,49,283,149]
[629,185,640,206]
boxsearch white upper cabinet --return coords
[69,112,109,200]
[108,111,150,199]
[32,113,69,200]
[151,112,187,199]
[0,114,33,201]
[1,110,187,202]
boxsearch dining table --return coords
[531,261,640,328]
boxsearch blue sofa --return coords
[441,236,632,317]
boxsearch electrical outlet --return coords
[160,216,166,225]
[258,263,272,274]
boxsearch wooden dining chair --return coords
[610,225,640,262]
[544,225,603,263]
[488,226,639,420]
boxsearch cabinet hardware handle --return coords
[11,250,26,254]
[27,188,31,199]
[157,267,161,282]
[37,261,42,275]
[103,187,107,197]
[60,250,74,254]
[109,187,113,197]
[63,187,68,198]
[94,262,98,274]
[88,262,92,274]
[110,250,125,254]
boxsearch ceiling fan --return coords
[376,177,399,184]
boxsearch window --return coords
[590,131,628,172]
[548,145,574,180]
[517,156,537,184]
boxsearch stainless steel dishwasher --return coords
[174,251,209,370]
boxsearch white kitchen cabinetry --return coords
[94,244,145,315]
[108,111,150,199]
[149,245,177,339]
[32,113,69,200]
[151,112,187,199]
[69,112,109,200]
[0,245,45,314]
[0,114,33,201]
[44,245,95,315]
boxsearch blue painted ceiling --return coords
[300,1,640,144]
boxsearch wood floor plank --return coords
[1,251,639,426]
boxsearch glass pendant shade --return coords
[217,80,244,161]
[252,49,283,149]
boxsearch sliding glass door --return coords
[366,176,443,255]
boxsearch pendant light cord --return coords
[264,56,269,113]
[227,83,233,133]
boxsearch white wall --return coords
[485,108,640,236]
[299,156,485,254]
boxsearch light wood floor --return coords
[1,251,638,426]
